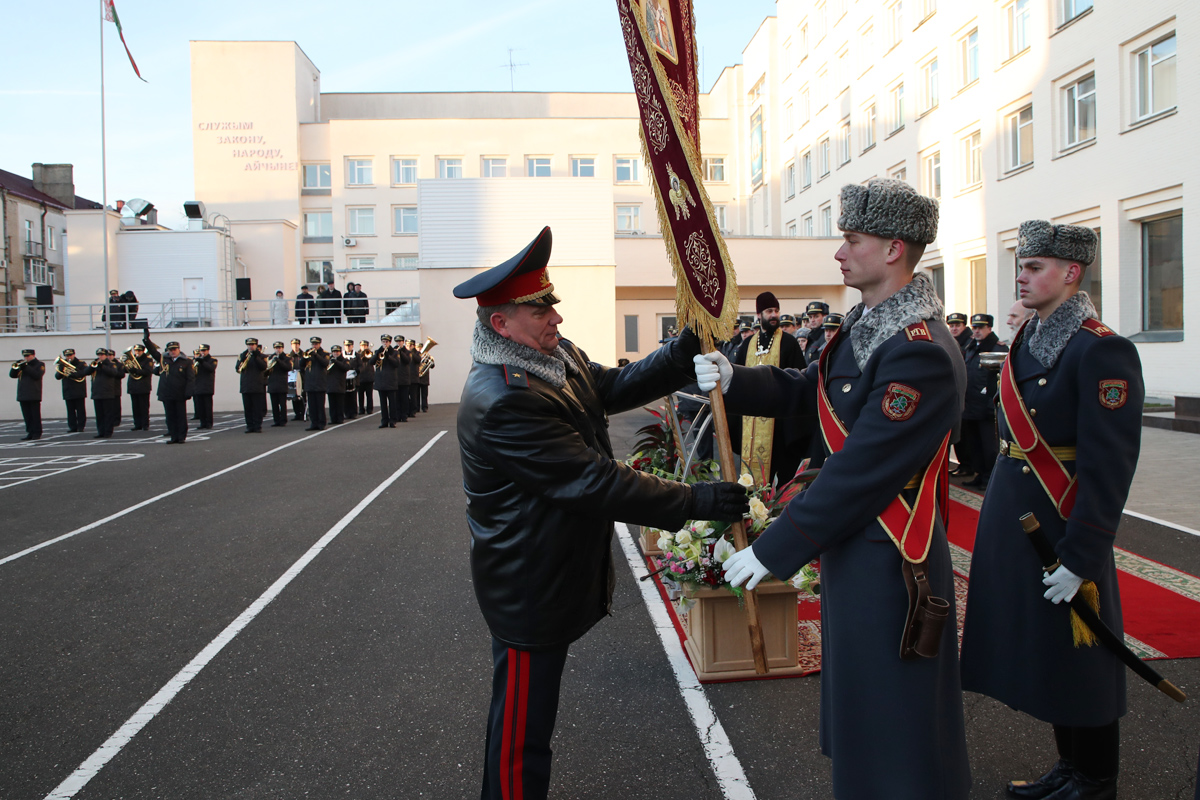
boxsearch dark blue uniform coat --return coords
[960,321,1143,727]
[724,317,970,800]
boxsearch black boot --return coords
[1042,770,1116,800]
[1008,760,1074,799]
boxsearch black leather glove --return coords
[673,325,702,364]
[688,481,750,522]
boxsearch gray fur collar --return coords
[471,320,580,388]
[1024,292,1098,369]
[841,272,944,370]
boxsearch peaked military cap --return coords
[62,348,75,356]
[331,345,342,353]
[21,349,35,356]
[133,343,145,351]
[343,339,354,347]
[107,349,117,356]
[1015,220,1098,266]
[453,226,558,306]
[199,343,211,350]
[780,314,797,326]
[95,347,108,355]
[165,341,181,349]
[290,337,302,344]
[822,313,845,329]
[971,313,994,327]
[380,334,393,342]
[245,337,259,346]
[272,341,285,348]
[806,301,830,315]
[946,312,968,325]
[359,340,371,346]
[309,336,322,344]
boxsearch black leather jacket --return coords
[457,336,698,651]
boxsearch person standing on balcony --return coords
[317,280,342,325]
[270,290,289,326]
[295,286,315,325]
[103,289,126,330]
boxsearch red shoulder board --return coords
[904,321,933,342]
[1080,318,1115,337]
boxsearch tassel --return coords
[1070,580,1101,647]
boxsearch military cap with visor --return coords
[244,337,259,346]
[453,226,558,307]
[331,345,342,353]
[380,334,393,342]
[95,347,108,356]
[805,301,830,316]
[780,313,797,326]
[272,341,285,348]
[62,348,76,356]
[21,349,35,356]
[946,312,968,325]
[309,336,322,344]
[822,313,845,330]
[290,337,302,344]
[165,341,181,350]
[970,314,995,327]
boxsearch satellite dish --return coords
[125,198,155,217]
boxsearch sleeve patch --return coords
[882,382,922,421]
[503,364,530,388]
[1098,379,1128,410]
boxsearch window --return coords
[305,259,334,286]
[303,164,331,188]
[1064,75,1096,147]
[799,23,809,60]
[787,221,798,238]
[393,255,419,270]
[714,204,728,231]
[438,158,463,179]
[349,256,376,271]
[890,163,908,181]
[393,158,418,185]
[819,137,831,178]
[394,206,418,235]
[304,212,332,238]
[47,226,56,251]
[1134,35,1176,120]
[960,29,979,86]
[803,215,814,236]
[615,157,639,182]
[784,102,795,135]
[835,46,850,92]
[929,264,945,302]
[23,219,33,244]
[863,103,878,150]
[786,162,797,198]
[886,1,904,49]
[482,158,507,178]
[1007,104,1034,170]
[572,157,595,177]
[527,157,551,177]
[859,25,875,75]
[962,130,982,186]
[1078,230,1102,318]
[616,205,641,233]
[922,150,941,199]
[24,258,48,285]
[816,66,829,110]
[1143,215,1183,331]
[889,82,905,133]
[624,315,639,353]
[1006,0,1030,59]
[970,257,987,314]
[704,157,725,182]
[919,0,936,21]
[838,120,852,165]
[815,2,827,40]
[1060,0,1092,25]
[347,159,373,186]
[800,87,811,124]
[819,205,833,236]
[348,207,375,236]
[921,58,939,112]
[801,150,813,188]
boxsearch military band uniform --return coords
[237,343,269,433]
[303,341,329,430]
[356,345,375,414]
[151,344,195,444]
[126,351,155,431]
[288,340,307,421]
[56,350,89,432]
[958,318,1006,486]
[341,344,358,420]
[406,344,421,415]
[89,354,124,439]
[372,341,401,427]
[960,223,1142,799]
[395,343,412,422]
[192,352,217,429]
[326,348,349,425]
[267,348,293,427]
[417,352,431,412]
[10,352,44,440]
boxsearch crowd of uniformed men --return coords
[8,333,433,443]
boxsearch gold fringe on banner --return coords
[628,0,740,344]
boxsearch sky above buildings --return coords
[0,0,778,230]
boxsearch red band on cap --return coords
[477,267,552,306]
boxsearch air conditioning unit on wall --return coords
[343,237,357,247]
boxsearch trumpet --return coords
[265,354,279,375]
[12,359,25,371]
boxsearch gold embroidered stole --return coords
[740,328,783,486]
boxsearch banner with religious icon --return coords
[616,0,740,344]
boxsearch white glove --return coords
[1042,564,1084,604]
[693,352,733,394]
[722,544,771,590]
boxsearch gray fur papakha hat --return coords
[838,178,939,244]
[1015,220,1097,266]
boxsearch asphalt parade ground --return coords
[1,405,1198,799]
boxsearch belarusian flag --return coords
[103,0,146,82]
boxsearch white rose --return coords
[713,537,737,563]
[656,534,674,551]
[675,530,693,546]
[737,473,754,488]
[748,497,769,521]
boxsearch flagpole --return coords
[100,0,111,351]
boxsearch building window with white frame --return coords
[1063,75,1096,147]
[304,211,332,239]
[889,163,908,181]
[889,82,905,133]
[1133,34,1176,121]
[786,162,796,198]
[394,206,418,235]
[393,254,419,270]
[960,29,979,86]
[1006,0,1030,59]
[815,1,827,40]
[921,58,939,112]
[704,157,725,182]
[47,226,56,251]
[1006,104,1034,170]
[799,23,809,60]
[616,205,641,233]
[863,103,877,150]
[1060,0,1092,26]
[714,204,728,232]
[572,157,595,177]
[784,102,794,135]
[348,207,375,236]
[438,158,463,179]
[922,150,941,199]
[24,258,47,285]
[349,256,376,271]
[615,157,640,183]
[886,0,904,49]
[819,137,831,178]
[787,221,798,238]
[836,46,850,92]
[303,163,331,189]
[800,87,811,124]
[803,214,814,236]
[1143,214,1183,331]
[920,0,936,21]
[393,158,418,185]
[839,120,852,165]
[961,130,982,186]
[305,259,334,286]
[859,24,874,75]
[527,157,551,177]
[816,66,829,111]
[801,150,813,188]
[482,158,507,177]
[820,204,833,236]
[347,159,373,186]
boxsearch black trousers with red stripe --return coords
[481,638,568,800]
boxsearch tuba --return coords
[55,355,76,376]
[417,337,437,377]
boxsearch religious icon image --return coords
[637,0,678,64]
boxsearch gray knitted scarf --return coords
[470,320,580,389]
[1023,291,1098,369]
[840,272,945,370]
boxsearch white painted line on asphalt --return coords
[0,454,145,490]
[616,522,757,800]
[43,430,448,800]
[1123,509,1200,538]
[0,414,375,568]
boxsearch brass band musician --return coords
[55,348,88,432]
[10,348,44,441]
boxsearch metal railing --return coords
[23,240,44,258]
[0,297,421,334]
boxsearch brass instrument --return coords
[417,336,437,378]
[12,359,26,371]
[265,354,279,375]
[419,354,436,378]
[55,355,77,376]
[236,351,252,374]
